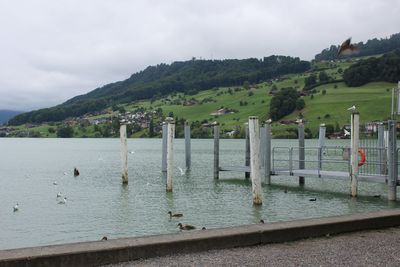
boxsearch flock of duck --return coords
[12,167,80,213]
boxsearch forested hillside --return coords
[314,33,400,61]
[343,49,400,86]
[9,56,309,125]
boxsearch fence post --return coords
[184,121,191,170]
[388,120,397,201]
[350,113,360,197]
[265,121,272,185]
[120,124,128,184]
[213,123,220,179]
[249,116,262,205]
[298,121,305,185]
[377,123,385,175]
[166,118,175,192]
[318,124,326,174]
[245,123,250,178]
[161,122,167,172]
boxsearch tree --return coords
[149,118,155,137]
[57,125,74,138]
[318,71,329,82]
[269,87,299,121]
[304,74,317,88]
[296,98,305,110]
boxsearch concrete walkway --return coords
[107,227,400,266]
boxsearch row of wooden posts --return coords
[119,113,398,204]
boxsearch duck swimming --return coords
[177,223,196,230]
[74,168,80,177]
[168,211,183,218]
[13,203,19,212]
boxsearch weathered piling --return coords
[377,123,385,175]
[120,124,128,184]
[166,118,175,192]
[318,124,326,173]
[388,120,397,201]
[213,123,220,179]
[248,116,262,205]
[161,122,167,172]
[184,122,191,170]
[264,121,272,185]
[245,123,250,178]
[350,112,360,197]
[298,121,305,185]
[260,127,266,167]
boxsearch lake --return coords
[0,138,398,250]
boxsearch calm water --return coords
[0,138,398,250]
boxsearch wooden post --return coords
[245,123,250,178]
[350,112,360,197]
[388,120,397,201]
[260,127,266,167]
[298,121,305,185]
[184,122,191,170]
[161,122,167,172]
[318,124,326,173]
[213,123,220,179]
[249,116,262,205]
[120,124,128,184]
[264,121,272,185]
[166,118,175,192]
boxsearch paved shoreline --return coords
[111,227,400,266]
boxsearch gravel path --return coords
[104,227,400,267]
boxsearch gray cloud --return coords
[0,0,399,111]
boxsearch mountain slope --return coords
[9,56,310,125]
[0,110,22,125]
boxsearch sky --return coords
[0,0,399,111]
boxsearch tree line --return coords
[314,32,400,61]
[343,49,400,86]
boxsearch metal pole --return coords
[120,124,128,184]
[388,120,397,201]
[161,122,167,172]
[184,122,191,170]
[213,123,220,179]
[377,124,385,175]
[318,124,326,173]
[350,112,360,197]
[166,118,175,192]
[249,116,262,205]
[265,121,272,185]
[298,121,305,185]
[392,88,395,120]
[245,123,250,178]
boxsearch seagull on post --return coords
[347,105,356,111]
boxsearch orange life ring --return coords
[358,148,366,167]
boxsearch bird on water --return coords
[168,211,183,218]
[338,38,359,56]
[13,203,19,212]
[74,168,80,177]
[177,223,196,230]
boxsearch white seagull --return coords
[53,181,57,185]
[178,167,185,176]
[265,118,272,123]
[344,129,350,136]
[347,105,356,111]
[13,203,19,212]
[295,118,303,124]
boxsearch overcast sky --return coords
[0,0,399,111]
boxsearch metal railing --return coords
[272,145,388,178]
